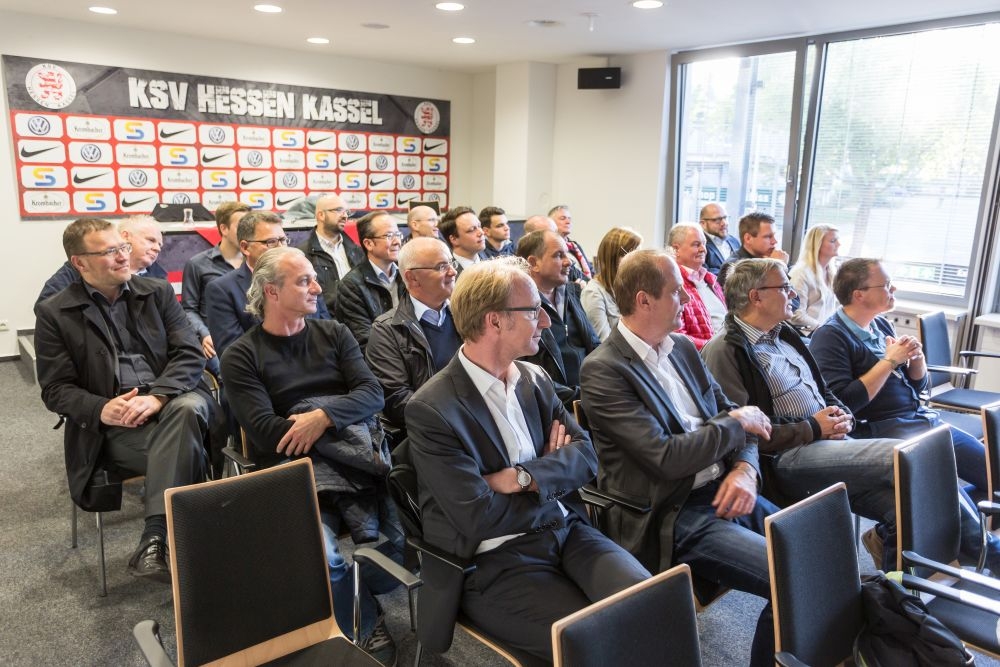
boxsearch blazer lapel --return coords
[447,358,512,466]
[514,365,544,455]
[610,331,688,432]
[666,338,713,420]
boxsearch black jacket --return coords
[298,229,365,313]
[336,261,408,352]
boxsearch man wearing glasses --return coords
[298,194,365,313]
[406,257,650,663]
[365,237,461,433]
[404,204,441,242]
[699,202,740,276]
[36,217,214,581]
[336,212,407,353]
[206,211,330,359]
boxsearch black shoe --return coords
[128,535,171,583]
[359,616,397,667]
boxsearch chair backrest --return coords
[166,458,336,666]
[765,483,863,666]
[572,399,590,431]
[918,311,954,390]
[552,564,702,667]
[894,425,962,574]
[386,439,423,540]
[983,403,1000,505]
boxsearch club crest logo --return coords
[25,63,77,110]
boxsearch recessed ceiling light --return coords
[436,2,465,10]
[452,36,475,45]
[306,37,329,44]
[253,4,283,13]
[88,6,118,14]
[361,22,390,29]
[526,19,562,28]
[631,0,663,8]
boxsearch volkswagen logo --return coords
[27,116,51,135]
[282,173,299,188]
[401,175,416,189]
[247,150,264,167]
[345,134,360,151]
[208,127,226,144]
[374,155,389,170]
[128,170,148,187]
[172,193,191,204]
[80,144,102,162]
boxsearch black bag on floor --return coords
[853,573,974,667]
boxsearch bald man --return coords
[297,193,365,312]
[405,205,441,242]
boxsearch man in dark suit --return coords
[35,217,212,581]
[439,205,486,274]
[406,257,650,664]
[297,193,365,313]
[579,249,776,667]
[699,202,741,275]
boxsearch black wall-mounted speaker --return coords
[577,67,621,90]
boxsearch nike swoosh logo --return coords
[240,176,266,186]
[371,177,393,186]
[121,196,156,208]
[397,194,418,203]
[202,153,230,163]
[73,172,110,184]
[277,196,300,206]
[424,142,445,151]
[20,145,58,158]
[340,157,363,167]
[159,128,190,139]
[308,136,332,146]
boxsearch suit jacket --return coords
[35,277,207,510]
[579,328,758,573]
[298,228,365,313]
[704,234,741,276]
[336,261,407,352]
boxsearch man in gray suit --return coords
[406,256,649,664]
[580,249,776,667]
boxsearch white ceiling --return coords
[1,0,998,72]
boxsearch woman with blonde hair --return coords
[581,227,643,341]
[789,224,840,331]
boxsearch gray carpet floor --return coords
[0,358,994,666]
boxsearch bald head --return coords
[523,215,557,234]
[315,194,349,238]
[407,205,440,239]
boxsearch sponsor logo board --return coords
[115,143,158,165]
[72,190,116,212]
[15,113,62,138]
[23,190,71,213]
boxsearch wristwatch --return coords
[515,465,533,491]
[882,357,902,370]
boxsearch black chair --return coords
[894,426,1000,658]
[982,403,1000,510]
[132,458,380,666]
[551,564,702,667]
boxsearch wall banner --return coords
[2,54,451,219]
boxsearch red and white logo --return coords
[25,63,77,110]
[413,101,440,135]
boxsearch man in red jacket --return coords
[669,222,726,349]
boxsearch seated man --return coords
[221,247,403,664]
[336,211,407,352]
[669,222,726,349]
[579,249,776,667]
[403,204,440,242]
[439,205,486,274]
[36,217,212,581]
[718,211,791,287]
[516,230,601,407]
[365,237,461,432]
[298,193,365,314]
[406,257,650,663]
[205,211,330,360]
[701,258,900,568]
[700,202,740,276]
[479,205,513,258]
[550,204,593,280]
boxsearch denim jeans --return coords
[321,497,405,640]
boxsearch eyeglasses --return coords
[411,260,459,273]
[323,207,352,217]
[370,232,404,241]
[77,242,132,258]
[701,216,728,223]
[755,283,795,295]
[859,281,893,291]
[247,237,289,249]
[501,305,544,321]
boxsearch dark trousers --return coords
[461,515,651,665]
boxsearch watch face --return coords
[517,468,531,488]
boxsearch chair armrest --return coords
[895,572,1000,616]
[925,364,977,377]
[580,484,651,514]
[900,550,1000,592]
[405,537,475,575]
[353,546,421,591]
[978,500,1000,517]
[132,620,175,667]
[774,652,810,667]
[578,486,614,511]
[221,446,255,475]
[958,350,1000,361]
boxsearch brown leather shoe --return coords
[128,535,171,583]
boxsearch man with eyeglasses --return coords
[336,212,407,353]
[404,204,440,242]
[35,217,214,582]
[549,204,593,280]
[206,211,330,359]
[406,257,650,663]
[702,258,902,570]
[298,193,365,313]
[699,202,740,276]
[811,257,1000,574]
[365,238,461,433]
[718,211,791,288]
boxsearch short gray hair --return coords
[245,246,304,318]
[723,258,786,315]
[667,222,702,247]
[399,237,449,273]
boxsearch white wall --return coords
[0,10,477,355]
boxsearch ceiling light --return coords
[253,4,283,13]
[631,0,663,8]
[452,37,475,45]
[436,2,465,10]
[88,6,118,14]
[306,37,329,44]
[361,22,390,29]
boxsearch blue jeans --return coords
[321,497,405,640]
[673,481,777,667]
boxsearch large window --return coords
[669,15,1000,305]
